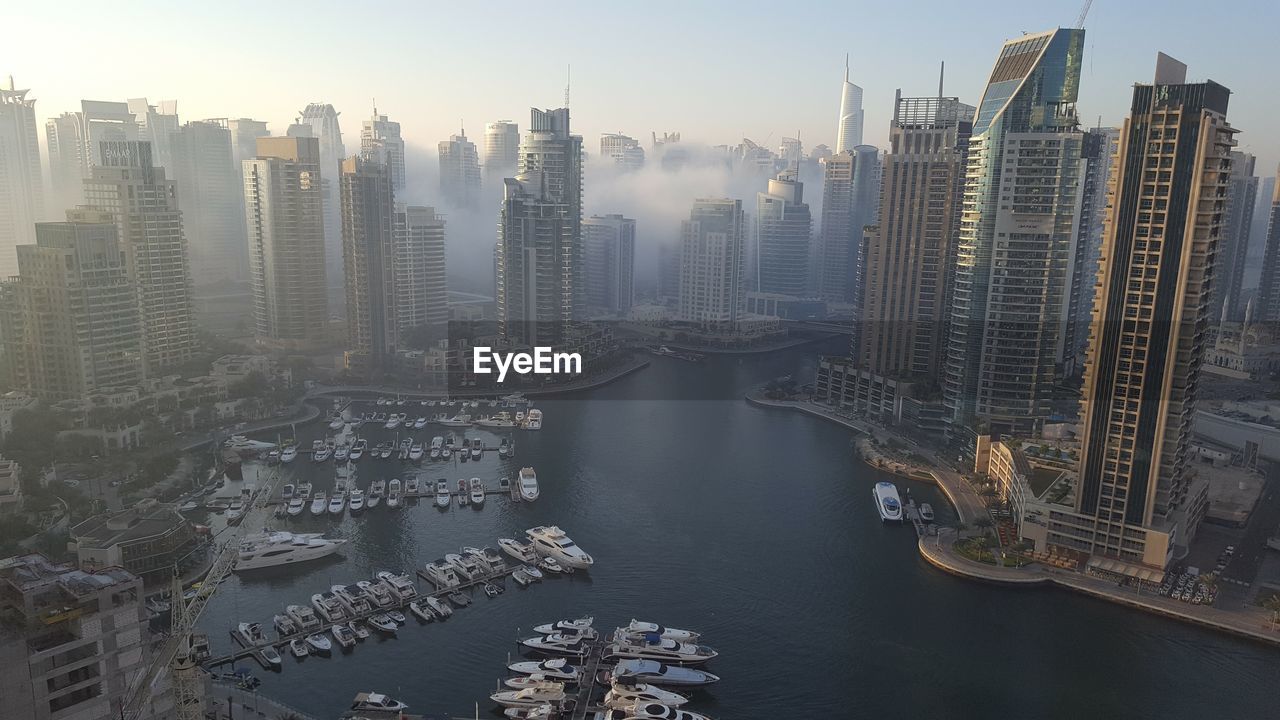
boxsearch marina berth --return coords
[518,468,540,502]
[609,660,720,687]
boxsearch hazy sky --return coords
[10,0,1280,172]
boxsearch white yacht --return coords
[610,660,719,687]
[367,479,384,508]
[305,633,332,654]
[605,635,717,664]
[331,623,357,649]
[327,490,346,516]
[225,497,245,524]
[408,442,424,461]
[328,415,345,431]
[476,412,518,429]
[296,483,312,501]
[445,552,484,581]
[469,478,485,506]
[309,491,327,516]
[470,438,483,460]
[350,438,367,461]
[424,595,452,618]
[613,703,711,720]
[533,617,594,635]
[332,584,373,615]
[439,414,472,427]
[351,693,407,713]
[873,481,903,522]
[490,685,568,709]
[333,444,349,462]
[423,560,461,589]
[520,634,591,656]
[280,444,298,463]
[348,488,365,513]
[311,441,331,463]
[357,579,396,608]
[920,502,935,522]
[518,467,540,502]
[526,526,593,569]
[499,538,538,563]
[429,436,443,459]
[508,658,581,681]
[413,416,428,430]
[310,592,346,623]
[621,620,699,642]
[405,476,420,496]
[387,478,402,509]
[524,408,543,430]
[234,531,346,571]
[286,604,321,631]
[603,681,689,709]
[375,571,418,601]
[434,479,451,508]
[384,414,401,430]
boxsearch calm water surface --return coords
[198,341,1279,719]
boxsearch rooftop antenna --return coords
[565,65,571,107]
[938,61,945,98]
[844,53,849,81]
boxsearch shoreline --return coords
[747,392,1280,649]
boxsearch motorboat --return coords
[509,658,581,681]
[609,660,720,687]
[387,478,402,509]
[333,444,349,462]
[367,614,397,634]
[310,592,346,623]
[534,617,594,635]
[605,635,717,665]
[235,531,346,571]
[280,444,298,463]
[367,479,384,508]
[477,412,518,429]
[539,557,566,574]
[470,478,486,506]
[289,638,308,658]
[357,579,396,608]
[350,438,367,461]
[518,467,540,502]
[526,526,593,569]
[446,591,470,608]
[311,440,331,462]
[305,633,332,654]
[612,703,711,720]
[501,704,557,720]
[920,502,935,522]
[332,585,373,615]
[429,436,443,460]
[413,416,428,430]
[406,476,420,496]
[499,538,538,563]
[521,634,591,655]
[484,582,501,598]
[351,693,408,713]
[490,685,567,709]
[281,484,294,501]
[512,568,533,586]
[331,623,357,649]
[386,609,406,624]
[621,621,699,642]
[470,438,483,460]
[376,571,418,601]
[408,600,434,623]
[504,676,566,692]
[348,620,370,640]
[286,604,320,631]
[423,560,461,589]
[267,448,282,464]
[384,414,401,430]
[524,409,543,430]
[261,644,283,668]
[234,622,267,647]
[273,614,297,637]
[499,438,514,458]
[285,496,305,517]
[327,490,346,516]
[434,479,451,508]
[409,442,424,461]
[874,481,903,522]
[348,488,366,513]
[478,546,506,572]
[523,565,544,581]
[445,552,484,581]
[424,595,452,618]
[439,414,472,427]
[604,680,689,709]
[297,483,312,501]
[457,478,469,506]
[309,491,327,516]
[224,497,245,524]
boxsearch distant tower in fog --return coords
[291,103,345,286]
[484,121,519,179]
[836,57,864,154]
[438,127,481,208]
[362,106,406,193]
[0,76,44,278]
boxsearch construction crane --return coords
[1075,0,1094,29]
[120,463,280,720]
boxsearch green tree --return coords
[2,408,66,489]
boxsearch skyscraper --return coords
[0,211,142,399]
[835,57,864,154]
[127,98,179,170]
[1214,151,1258,321]
[1064,127,1121,373]
[362,107,406,193]
[1070,54,1233,569]
[495,108,583,345]
[393,205,448,335]
[438,127,481,207]
[756,170,813,297]
[225,118,270,165]
[82,141,196,372]
[45,112,85,212]
[678,199,745,327]
[291,103,345,285]
[1258,172,1280,322]
[943,28,1087,435]
[484,120,519,179]
[170,119,246,284]
[583,214,636,316]
[816,145,879,304]
[0,76,44,278]
[340,155,396,373]
[244,136,328,347]
[600,133,645,170]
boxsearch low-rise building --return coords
[0,391,37,441]
[0,457,21,515]
[70,500,198,586]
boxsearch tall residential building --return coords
[0,212,142,400]
[127,98,179,170]
[362,107,406,193]
[1258,171,1280,321]
[83,140,196,371]
[816,145,879,304]
[495,108,584,345]
[1214,151,1258,322]
[170,120,246,284]
[484,121,519,179]
[45,101,140,215]
[678,198,745,327]
[340,156,396,373]
[0,554,173,720]
[225,118,270,165]
[244,136,328,347]
[290,103,345,284]
[393,205,448,334]
[943,28,1087,435]
[583,214,636,316]
[835,58,864,154]
[858,93,973,380]
[438,128,481,207]
[1065,127,1121,373]
[657,242,681,303]
[0,76,44,278]
[1069,55,1233,569]
[756,170,813,297]
[600,133,645,170]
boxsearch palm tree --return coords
[953,521,969,540]
[974,516,995,535]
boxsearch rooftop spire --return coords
[844,54,849,81]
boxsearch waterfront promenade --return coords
[747,393,1280,648]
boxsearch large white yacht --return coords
[605,632,718,664]
[610,660,719,687]
[873,481,903,522]
[286,604,321,631]
[523,408,543,430]
[526,526,593,569]
[518,467,540,502]
[332,584,373,615]
[357,579,396,608]
[310,591,346,623]
[234,531,346,571]
[309,491,327,516]
[376,571,418,601]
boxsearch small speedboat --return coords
[512,568,533,586]
[289,638,308,658]
[260,644,282,668]
[470,438,483,460]
[386,609,407,625]
[457,478,469,507]
[920,502,935,522]
[484,582,502,598]
[539,557,567,574]
[331,623,357,649]
[446,591,470,608]
[409,600,434,623]
[351,692,408,713]
[523,565,544,581]
[387,478,402,509]
[424,595,452,618]
[470,478,485,506]
[305,633,332,654]
[367,479,384,509]
[348,620,370,640]
[368,614,397,634]
[434,479,451,508]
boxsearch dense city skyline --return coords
[8,1,1280,172]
